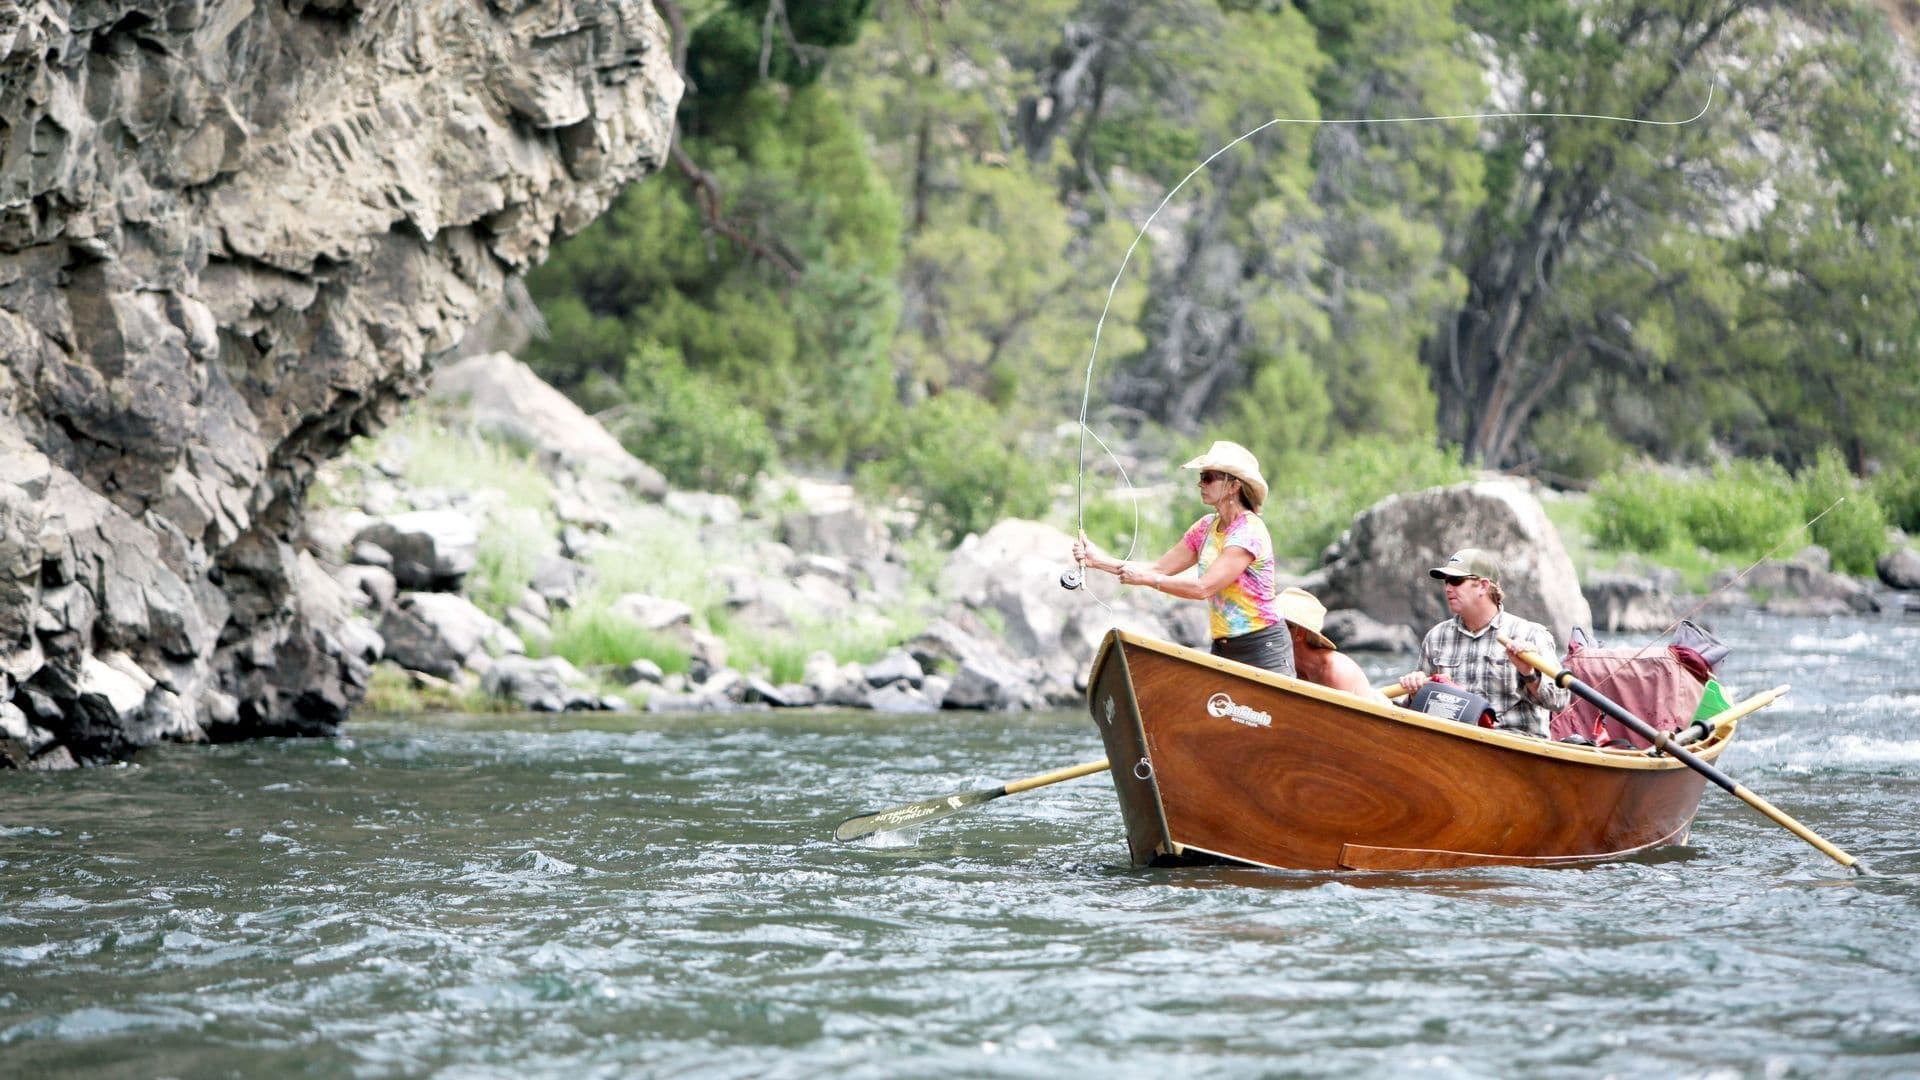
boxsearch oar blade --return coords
[833,787,1001,842]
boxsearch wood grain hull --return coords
[1086,630,1744,871]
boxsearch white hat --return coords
[1181,440,1268,513]
[1275,587,1335,649]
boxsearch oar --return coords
[834,681,1408,843]
[833,758,1112,842]
[1499,633,1867,874]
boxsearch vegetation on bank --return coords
[323,414,944,709]
[512,0,1920,558]
[1589,451,1903,578]
[324,395,1909,713]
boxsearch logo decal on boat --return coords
[1207,692,1271,728]
[1103,696,1115,725]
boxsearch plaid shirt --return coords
[1418,609,1572,737]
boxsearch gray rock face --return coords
[1582,573,1678,633]
[353,511,479,591]
[1319,609,1418,654]
[427,352,666,497]
[1316,480,1592,644]
[0,3,680,765]
[1723,556,1881,614]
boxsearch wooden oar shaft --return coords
[1004,758,1110,795]
[1500,635,1863,873]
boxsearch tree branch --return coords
[670,140,805,283]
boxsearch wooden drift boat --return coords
[1086,629,1782,872]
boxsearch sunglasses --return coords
[1199,471,1230,485]
[1441,574,1478,587]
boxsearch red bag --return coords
[1548,642,1709,749]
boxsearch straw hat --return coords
[1275,587,1335,649]
[1181,440,1268,513]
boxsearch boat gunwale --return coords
[1089,628,1739,773]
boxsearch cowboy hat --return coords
[1275,587,1335,649]
[1180,440,1268,513]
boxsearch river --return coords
[3,610,1917,1076]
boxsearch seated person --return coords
[1396,548,1570,736]
[1275,588,1391,704]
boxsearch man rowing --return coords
[1396,548,1570,736]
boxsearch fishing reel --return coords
[1059,566,1085,591]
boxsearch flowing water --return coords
[3,610,1918,1077]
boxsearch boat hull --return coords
[1087,630,1740,871]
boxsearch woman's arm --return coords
[1140,545,1249,599]
[1080,532,1199,583]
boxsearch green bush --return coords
[1590,468,1686,552]
[1265,437,1474,560]
[855,391,1050,543]
[1534,416,1632,485]
[1870,447,1920,534]
[1593,461,1797,558]
[1590,456,1889,575]
[1798,449,1889,575]
[1677,460,1797,556]
[617,346,777,499]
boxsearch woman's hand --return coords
[1074,531,1109,574]
[1117,564,1159,588]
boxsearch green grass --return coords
[540,602,692,674]
[469,507,556,618]
[378,414,554,513]
[360,662,509,713]
[718,604,925,684]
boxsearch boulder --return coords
[744,677,818,708]
[1316,479,1592,644]
[863,649,924,689]
[822,662,875,708]
[1582,573,1678,633]
[794,554,859,590]
[1725,558,1880,614]
[1320,609,1419,653]
[617,658,666,686]
[785,506,887,559]
[868,679,939,714]
[1762,595,1855,617]
[908,617,1042,710]
[481,656,604,712]
[380,593,521,678]
[428,352,667,497]
[608,594,696,632]
[334,564,398,612]
[353,511,479,591]
[530,555,589,610]
[1878,548,1920,591]
[666,491,743,526]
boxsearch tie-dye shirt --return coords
[1180,511,1281,640]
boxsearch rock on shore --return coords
[1,3,680,767]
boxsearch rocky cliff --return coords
[0,1,680,767]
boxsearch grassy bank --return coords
[318,414,945,712]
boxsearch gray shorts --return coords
[1211,623,1296,677]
